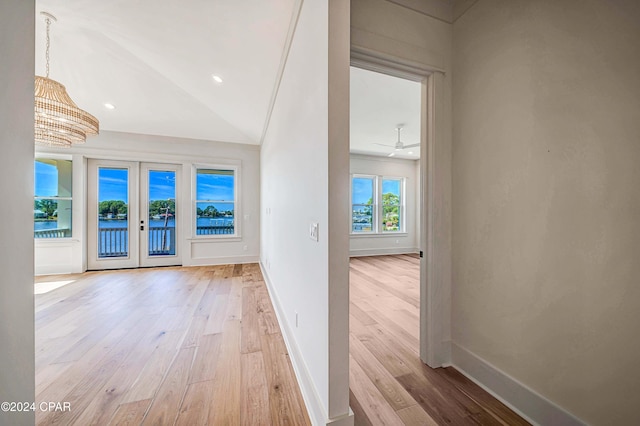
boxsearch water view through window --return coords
[34,159,72,239]
[195,169,235,235]
[97,168,129,258]
[352,176,374,232]
[147,170,176,256]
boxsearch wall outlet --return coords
[309,222,319,242]
[243,245,248,251]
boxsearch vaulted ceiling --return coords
[35,0,297,144]
[35,1,422,158]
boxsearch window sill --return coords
[34,238,80,244]
[350,232,408,238]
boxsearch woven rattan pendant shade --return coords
[35,12,99,148]
[35,76,99,147]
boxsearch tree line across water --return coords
[97,200,232,219]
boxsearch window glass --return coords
[352,177,374,232]
[34,159,72,238]
[195,169,235,235]
[382,178,401,232]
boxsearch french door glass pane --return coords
[98,168,129,258]
[148,170,176,256]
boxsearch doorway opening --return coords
[348,63,423,347]
[87,159,181,270]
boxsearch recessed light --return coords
[212,75,223,83]
[104,103,116,110]
[408,151,414,155]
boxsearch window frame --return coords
[192,164,240,239]
[350,174,377,234]
[34,156,73,239]
[350,174,406,235]
[380,176,405,233]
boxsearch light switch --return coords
[309,222,319,242]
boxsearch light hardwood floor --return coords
[35,263,310,425]
[349,254,530,426]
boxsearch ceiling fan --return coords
[374,127,419,157]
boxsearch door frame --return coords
[87,159,182,270]
[351,48,452,368]
[87,159,140,270]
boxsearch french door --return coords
[87,160,181,270]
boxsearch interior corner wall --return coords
[0,1,36,425]
[349,154,419,256]
[260,0,351,424]
[452,0,640,424]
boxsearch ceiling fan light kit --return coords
[35,12,99,148]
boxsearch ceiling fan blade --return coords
[374,143,395,148]
[402,143,420,149]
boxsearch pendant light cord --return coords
[45,16,51,78]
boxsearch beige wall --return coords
[0,1,36,425]
[351,0,454,365]
[452,0,640,424]
[351,0,452,70]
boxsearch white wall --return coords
[35,130,260,274]
[261,0,351,424]
[452,0,640,424]
[349,154,419,256]
[0,1,36,424]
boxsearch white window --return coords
[34,158,72,238]
[351,175,405,234]
[381,178,403,232]
[194,167,237,237]
[351,175,375,233]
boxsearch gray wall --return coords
[452,0,640,424]
[0,1,36,425]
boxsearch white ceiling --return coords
[350,67,421,159]
[35,0,296,144]
[34,2,422,156]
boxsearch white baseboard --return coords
[260,262,352,426]
[349,247,418,257]
[451,343,585,426]
[185,254,259,266]
[35,265,80,276]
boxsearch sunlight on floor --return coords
[34,280,75,295]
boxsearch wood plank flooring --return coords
[35,264,310,425]
[349,254,530,426]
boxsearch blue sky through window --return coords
[148,171,176,201]
[98,168,129,202]
[382,179,400,197]
[35,160,58,197]
[352,177,373,204]
[196,170,234,201]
